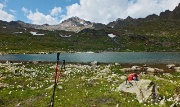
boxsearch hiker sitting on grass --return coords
[126,73,138,85]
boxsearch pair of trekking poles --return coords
[49,53,65,107]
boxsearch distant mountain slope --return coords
[16,16,106,32]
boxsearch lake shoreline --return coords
[0,60,180,64]
[1,51,180,55]
[0,60,180,73]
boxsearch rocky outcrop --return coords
[107,16,141,29]
[58,16,94,32]
[145,14,159,20]
[159,10,172,19]
[116,79,162,103]
[90,61,98,66]
[166,64,176,69]
[159,3,180,19]
[172,3,180,19]
[174,67,180,72]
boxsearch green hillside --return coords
[0,25,179,54]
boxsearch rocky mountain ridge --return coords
[0,3,179,33]
[15,16,106,32]
[107,3,180,29]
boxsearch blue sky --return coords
[0,0,180,25]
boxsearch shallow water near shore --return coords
[0,52,180,64]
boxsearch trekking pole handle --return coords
[57,53,60,61]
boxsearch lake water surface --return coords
[0,52,180,64]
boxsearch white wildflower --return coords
[9,91,12,94]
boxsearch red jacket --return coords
[128,73,138,81]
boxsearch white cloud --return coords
[27,10,59,25]
[50,7,62,16]
[61,0,180,24]
[158,0,180,11]
[9,9,17,14]
[21,7,60,25]
[0,3,3,9]
[127,0,160,18]
[0,3,15,22]
[127,0,180,18]
[21,7,29,15]
[61,0,128,24]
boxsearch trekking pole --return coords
[61,60,65,70]
[49,53,60,107]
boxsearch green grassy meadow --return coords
[0,62,180,107]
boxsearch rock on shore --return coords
[116,79,162,103]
